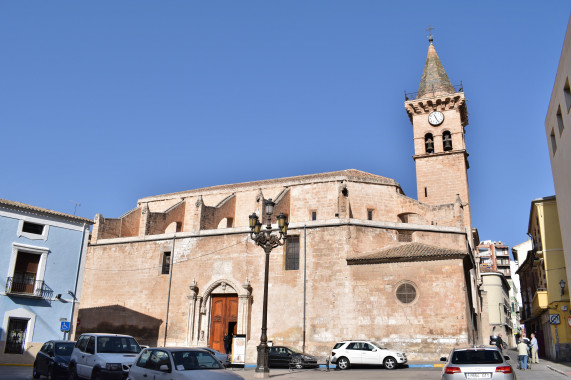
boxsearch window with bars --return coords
[396,283,417,304]
[285,236,299,271]
[161,252,171,275]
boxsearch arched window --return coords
[443,131,452,151]
[424,133,434,154]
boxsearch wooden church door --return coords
[209,295,238,353]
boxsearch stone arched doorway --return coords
[188,278,251,350]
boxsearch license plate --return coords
[466,373,492,379]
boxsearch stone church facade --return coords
[78,40,483,361]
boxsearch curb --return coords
[240,363,442,369]
[547,365,571,377]
[0,363,33,367]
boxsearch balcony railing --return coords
[5,277,45,298]
[404,83,464,100]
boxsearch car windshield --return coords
[372,342,386,349]
[451,350,503,365]
[172,351,224,370]
[55,343,75,356]
[97,336,141,354]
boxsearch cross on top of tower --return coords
[426,25,434,44]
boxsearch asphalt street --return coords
[2,361,570,380]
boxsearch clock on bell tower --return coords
[404,36,472,229]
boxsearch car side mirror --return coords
[372,348,377,352]
[504,356,510,361]
[159,364,170,372]
[440,357,447,362]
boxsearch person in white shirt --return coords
[530,333,539,364]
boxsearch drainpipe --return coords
[68,223,88,341]
[302,225,307,352]
[163,235,176,346]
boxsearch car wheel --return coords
[32,363,40,379]
[68,366,78,380]
[383,356,397,370]
[337,356,350,370]
[47,366,54,380]
[91,369,102,380]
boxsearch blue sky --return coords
[1,2,569,250]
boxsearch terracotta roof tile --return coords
[0,198,93,224]
[347,242,466,265]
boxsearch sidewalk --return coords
[504,347,571,377]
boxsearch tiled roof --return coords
[347,242,466,265]
[0,198,93,224]
[417,42,455,99]
[140,169,400,201]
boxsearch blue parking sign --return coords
[60,321,70,331]
[550,314,561,325]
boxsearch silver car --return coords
[127,347,244,380]
[201,347,231,367]
[440,346,515,380]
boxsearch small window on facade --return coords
[424,187,428,198]
[442,130,452,151]
[557,105,565,136]
[22,222,44,235]
[424,133,434,154]
[161,252,171,275]
[311,211,317,221]
[285,236,299,270]
[367,209,374,221]
[565,77,571,113]
[551,129,557,155]
[396,282,417,304]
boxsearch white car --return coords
[128,347,244,380]
[68,333,142,380]
[331,340,407,370]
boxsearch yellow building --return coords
[518,196,570,360]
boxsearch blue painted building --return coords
[0,199,92,364]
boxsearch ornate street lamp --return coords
[248,199,288,378]
[560,280,566,296]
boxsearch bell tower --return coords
[404,36,471,227]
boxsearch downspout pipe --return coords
[302,225,307,352]
[69,223,88,341]
[164,235,176,346]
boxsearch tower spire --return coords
[416,32,454,99]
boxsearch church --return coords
[78,38,483,361]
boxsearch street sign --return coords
[550,314,561,325]
[60,321,71,331]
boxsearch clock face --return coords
[428,111,444,126]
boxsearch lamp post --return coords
[560,280,566,296]
[248,199,288,378]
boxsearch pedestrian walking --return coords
[223,333,232,355]
[517,339,529,370]
[495,333,505,352]
[530,333,539,364]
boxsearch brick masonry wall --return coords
[84,174,475,360]
[83,224,471,360]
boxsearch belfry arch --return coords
[186,277,252,349]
